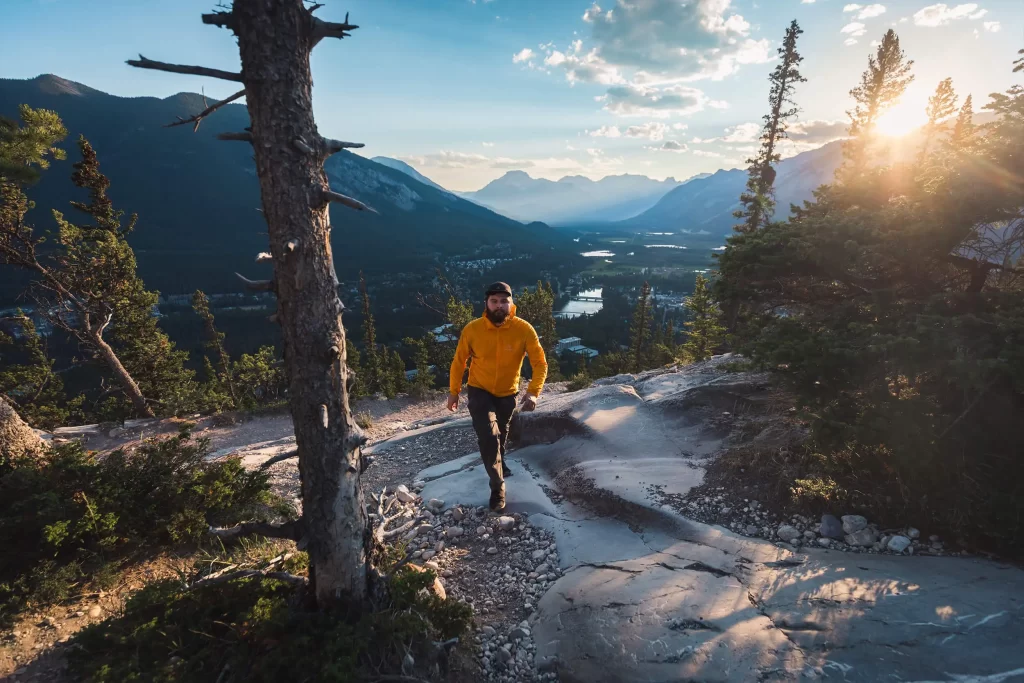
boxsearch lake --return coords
[556,287,603,319]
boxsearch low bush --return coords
[69,557,472,682]
[0,426,291,624]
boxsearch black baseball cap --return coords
[484,281,513,298]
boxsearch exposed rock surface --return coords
[414,356,1024,683]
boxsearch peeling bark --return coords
[0,396,45,463]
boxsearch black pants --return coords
[466,386,516,492]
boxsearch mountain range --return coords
[458,171,692,224]
[0,75,571,303]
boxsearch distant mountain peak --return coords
[29,74,98,97]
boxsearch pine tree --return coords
[515,281,561,380]
[680,275,724,363]
[403,336,434,399]
[56,138,198,419]
[840,29,914,181]
[192,290,236,409]
[917,77,958,166]
[358,272,383,395]
[0,312,81,429]
[946,95,975,155]
[629,282,653,373]
[734,19,806,233]
[0,105,66,186]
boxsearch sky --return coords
[2,0,1021,191]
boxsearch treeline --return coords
[715,23,1024,554]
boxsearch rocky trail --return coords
[5,359,1024,682]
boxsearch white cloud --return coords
[513,48,535,64]
[586,147,605,157]
[400,151,623,176]
[482,142,495,147]
[788,119,849,143]
[801,0,815,3]
[694,121,761,144]
[845,38,859,46]
[841,22,867,36]
[543,47,625,85]
[573,0,772,83]
[855,4,886,19]
[693,150,723,157]
[672,123,688,130]
[709,99,730,109]
[599,83,712,118]
[983,20,1000,32]
[624,122,672,140]
[912,4,981,27]
[843,4,863,11]
[649,140,689,152]
[589,125,622,137]
[969,8,987,18]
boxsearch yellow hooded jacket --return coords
[449,304,548,398]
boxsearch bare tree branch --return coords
[126,55,243,82]
[235,272,274,292]
[325,138,365,154]
[168,89,246,132]
[259,449,298,470]
[217,132,253,143]
[323,189,377,214]
[190,569,306,589]
[312,13,360,44]
[201,10,236,30]
[209,519,303,543]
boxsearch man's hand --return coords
[520,394,538,412]
[446,393,459,412]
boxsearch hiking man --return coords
[446,282,548,511]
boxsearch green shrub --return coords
[69,565,472,682]
[566,371,592,392]
[0,426,291,624]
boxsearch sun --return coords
[874,101,928,137]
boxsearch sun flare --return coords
[874,101,928,137]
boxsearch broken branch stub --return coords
[126,55,243,82]
[209,519,304,543]
[234,272,274,292]
[322,189,377,213]
[217,132,253,143]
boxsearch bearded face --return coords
[486,294,512,325]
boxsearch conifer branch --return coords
[259,449,299,469]
[325,138,365,154]
[235,272,274,292]
[209,519,304,543]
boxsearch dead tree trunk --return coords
[130,0,372,608]
[234,1,368,606]
[86,320,154,418]
[0,396,45,463]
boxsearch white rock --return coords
[845,528,877,547]
[816,537,832,547]
[421,550,436,560]
[477,526,489,536]
[777,525,801,543]
[841,515,868,534]
[487,547,499,555]
[888,535,912,553]
[803,530,817,540]
[531,549,547,560]
[427,498,445,511]
[497,516,516,531]
[395,485,418,504]
[446,526,464,538]
[535,563,550,574]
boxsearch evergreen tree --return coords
[840,29,914,182]
[0,105,66,186]
[734,19,806,233]
[192,290,236,410]
[680,275,724,363]
[345,336,365,398]
[628,282,653,373]
[947,94,976,154]
[515,281,561,380]
[358,271,383,395]
[665,318,676,354]
[385,349,406,399]
[403,336,435,399]
[917,77,958,166]
[0,312,81,429]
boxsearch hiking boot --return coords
[489,487,506,512]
